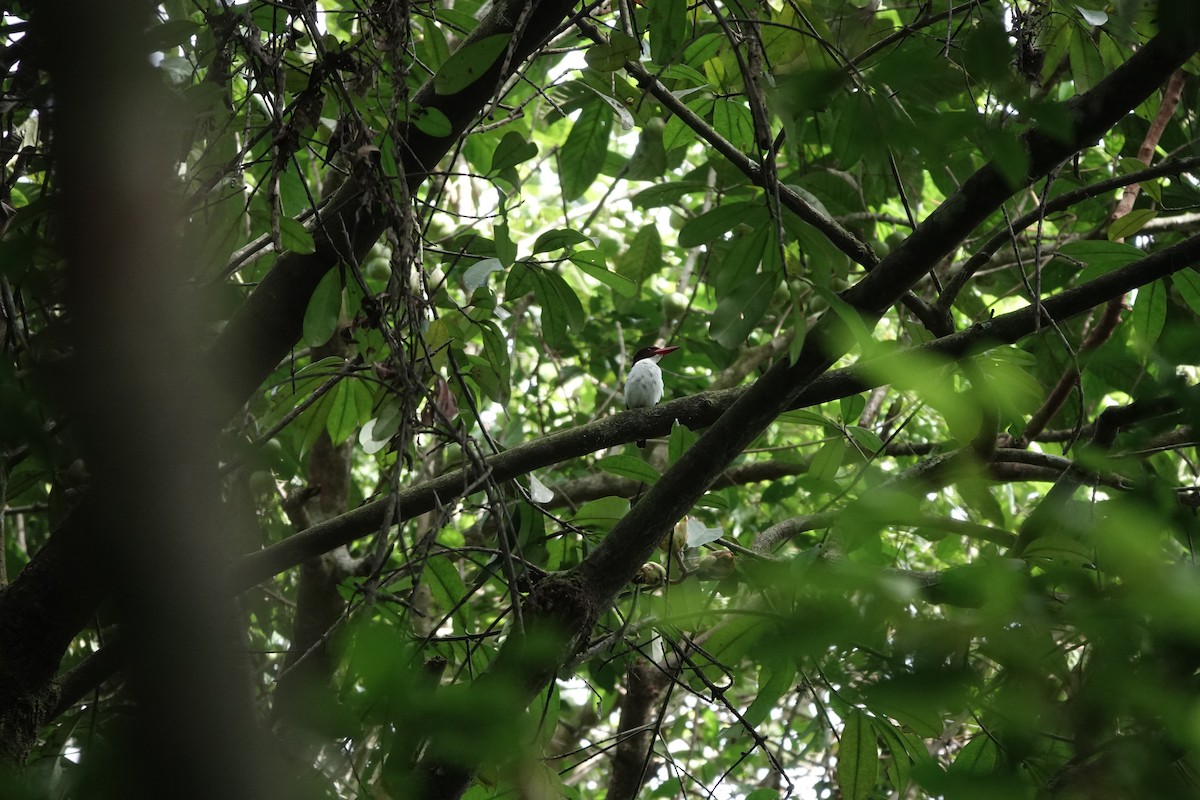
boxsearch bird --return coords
[624,344,680,447]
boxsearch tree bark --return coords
[0,0,580,761]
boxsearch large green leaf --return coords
[424,555,474,631]
[532,228,590,254]
[1108,208,1157,241]
[569,250,637,298]
[1172,269,1200,314]
[302,268,341,347]
[489,131,538,173]
[1131,278,1166,346]
[648,0,687,64]
[708,225,776,349]
[948,735,998,775]
[434,33,511,95]
[615,224,663,300]
[678,201,760,248]
[530,267,584,349]
[1055,240,1144,283]
[584,30,640,71]
[837,710,879,800]
[596,455,661,484]
[478,320,511,398]
[324,378,371,445]
[560,100,613,201]
[1067,21,1103,94]
[712,98,756,151]
[279,216,316,254]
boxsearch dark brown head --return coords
[632,345,680,364]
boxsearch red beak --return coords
[654,346,680,357]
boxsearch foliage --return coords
[2,0,1200,798]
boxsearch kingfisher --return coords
[624,345,680,447]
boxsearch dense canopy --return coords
[3,0,1200,798]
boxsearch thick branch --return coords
[413,25,1200,794]
[230,232,1200,591]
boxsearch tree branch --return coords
[229,232,1200,593]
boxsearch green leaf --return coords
[572,496,629,531]
[1107,208,1157,241]
[504,261,536,300]
[583,86,635,132]
[682,31,723,70]
[678,201,758,247]
[743,791,780,800]
[1039,17,1073,86]
[570,250,637,298]
[710,266,775,349]
[465,352,505,405]
[741,660,796,729]
[147,19,202,50]
[425,555,474,630]
[325,378,370,445]
[616,225,663,296]
[530,268,584,349]
[1172,269,1200,314]
[1055,240,1144,283]
[812,285,875,351]
[631,180,708,208]
[489,131,538,173]
[479,320,510,400]
[495,222,516,267]
[584,30,641,71]
[702,612,771,667]
[873,716,930,793]
[626,118,668,180]
[779,409,837,429]
[840,394,865,423]
[596,455,661,484]
[712,98,756,151]
[663,96,711,151]
[846,425,884,455]
[532,228,591,254]
[412,105,452,138]
[810,440,845,483]
[648,0,687,64]
[425,317,453,372]
[420,18,451,71]
[1131,279,1166,346]
[1067,23,1103,94]
[789,304,807,364]
[302,268,341,347]
[1023,533,1094,568]
[464,257,504,295]
[560,100,613,201]
[668,419,697,465]
[434,33,511,95]
[297,389,336,457]
[837,710,878,800]
[260,356,345,429]
[279,216,316,254]
[1116,157,1162,204]
[949,734,998,774]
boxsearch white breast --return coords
[624,359,664,409]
